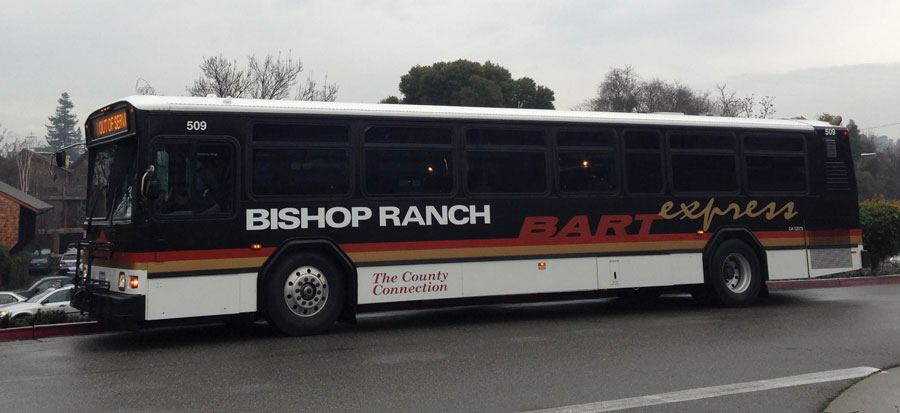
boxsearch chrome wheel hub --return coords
[283,265,328,317]
[722,253,752,294]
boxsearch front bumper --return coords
[72,288,145,322]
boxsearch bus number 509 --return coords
[187,120,207,131]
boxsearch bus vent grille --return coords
[825,138,837,158]
[825,161,851,190]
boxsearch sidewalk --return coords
[824,367,900,413]
[767,274,900,290]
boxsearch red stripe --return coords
[109,247,277,263]
[340,232,712,253]
[96,229,858,263]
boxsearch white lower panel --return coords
[599,253,703,289]
[460,257,598,297]
[766,249,810,280]
[146,273,257,320]
[357,254,703,305]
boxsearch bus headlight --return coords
[118,272,126,291]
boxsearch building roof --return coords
[112,95,836,132]
[0,180,53,213]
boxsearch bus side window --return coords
[622,130,663,194]
[154,141,233,217]
[156,143,193,216]
[194,144,233,215]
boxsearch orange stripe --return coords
[91,229,861,271]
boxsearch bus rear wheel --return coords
[265,252,345,336]
[706,239,762,307]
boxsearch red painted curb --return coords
[0,321,108,342]
[768,275,900,290]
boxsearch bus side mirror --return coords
[141,165,159,200]
[54,151,67,167]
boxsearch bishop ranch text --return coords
[246,205,491,230]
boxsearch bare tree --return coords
[713,84,740,117]
[13,134,39,192]
[586,66,641,112]
[135,78,157,95]
[580,68,713,115]
[670,83,712,115]
[639,78,671,113]
[297,74,339,102]
[187,55,251,98]
[0,122,8,149]
[739,94,755,118]
[187,52,339,101]
[248,52,303,100]
[757,96,776,119]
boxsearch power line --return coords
[862,121,900,131]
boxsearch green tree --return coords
[389,60,555,109]
[45,92,83,154]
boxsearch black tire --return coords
[707,239,762,307]
[265,252,346,336]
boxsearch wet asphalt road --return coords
[1,284,898,412]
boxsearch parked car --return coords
[29,257,50,274]
[0,291,26,306]
[0,285,77,321]
[14,276,74,299]
[59,249,78,274]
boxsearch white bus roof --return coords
[122,95,831,131]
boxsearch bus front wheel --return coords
[706,239,762,307]
[265,252,346,336]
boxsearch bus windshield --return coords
[88,139,137,221]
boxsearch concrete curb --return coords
[768,274,900,290]
[0,321,108,342]
[824,367,900,413]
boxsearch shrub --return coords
[0,246,31,289]
[27,309,70,325]
[2,310,70,328]
[859,198,900,269]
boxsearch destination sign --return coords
[92,109,129,139]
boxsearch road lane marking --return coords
[526,366,880,413]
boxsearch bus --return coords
[67,96,868,335]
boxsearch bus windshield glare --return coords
[88,139,137,221]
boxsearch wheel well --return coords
[702,227,769,283]
[256,239,357,318]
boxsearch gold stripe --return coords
[808,235,863,246]
[760,238,806,248]
[95,235,862,270]
[97,257,267,273]
[348,240,709,263]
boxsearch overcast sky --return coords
[2,0,899,140]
